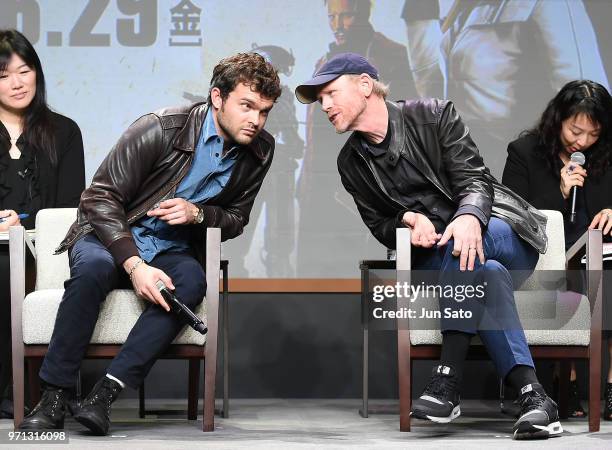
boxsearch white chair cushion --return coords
[34,208,78,290]
[409,290,590,346]
[23,289,207,346]
[520,210,566,290]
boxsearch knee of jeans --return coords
[69,254,116,286]
[179,280,206,307]
[175,265,206,307]
[482,259,514,299]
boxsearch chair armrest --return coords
[205,228,221,321]
[9,226,26,428]
[9,226,27,317]
[203,227,221,431]
[396,228,412,331]
[396,228,412,271]
[584,229,603,318]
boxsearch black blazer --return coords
[0,111,86,228]
[502,134,612,225]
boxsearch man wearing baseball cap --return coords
[296,53,562,440]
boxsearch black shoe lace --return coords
[39,389,63,417]
[518,390,546,414]
[423,373,457,401]
[85,381,120,410]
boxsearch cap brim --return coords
[295,73,341,104]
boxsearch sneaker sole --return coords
[411,405,461,424]
[513,420,563,440]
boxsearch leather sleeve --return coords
[195,143,274,242]
[436,101,493,225]
[80,114,165,264]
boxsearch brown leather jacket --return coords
[56,102,274,264]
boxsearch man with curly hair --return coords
[20,53,281,435]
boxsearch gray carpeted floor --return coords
[1,399,610,449]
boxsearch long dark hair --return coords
[0,29,57,165]
[522,80,612,179]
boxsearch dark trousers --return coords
[39,234,206,389]
[413,217,539,378]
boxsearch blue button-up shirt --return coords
[131,110,238,262]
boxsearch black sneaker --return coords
[513,383,563,440]
[411,365,460,423]
[73,376,122,435]
[604,383,612,421]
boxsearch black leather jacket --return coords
[56,102,274,264]
[337,99,547,253]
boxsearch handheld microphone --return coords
[569,151,585,224]
[155,280,208,335]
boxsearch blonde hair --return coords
[347,74,389,99]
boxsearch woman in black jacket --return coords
[502,79,612,419]
[0,29,85,418]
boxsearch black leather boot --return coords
[19,384,70,430]
[73,377,122,435]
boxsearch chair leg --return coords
[138,382,145,418]
[188,359,200,420]
[27,358,42,409]
[589,352,602,432]
[222,271,229,419]
[360,328,369,418]
[397,330,411,432]
[559,360,570,420]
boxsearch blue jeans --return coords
[40,234,206,389]
[412,217,539,378]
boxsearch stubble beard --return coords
[335,96,367,134]
[217,104,258,146]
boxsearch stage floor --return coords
[1,399,610,448]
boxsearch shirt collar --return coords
[202,109,222,145]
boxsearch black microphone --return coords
[155,280,208,335]
[569,151,585,224]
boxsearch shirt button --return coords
[433,208,438,212]
[389,156,395,161]
[216,138,220,143]
[215,153,219,157]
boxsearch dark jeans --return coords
[413,217,539,378]
[39,234,206,389]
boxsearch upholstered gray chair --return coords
[10,208,222,431]
[395,210,603,432]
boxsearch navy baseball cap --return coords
[295,52,379,104]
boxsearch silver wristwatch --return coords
[195,207,204,224]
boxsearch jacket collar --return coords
[350,100,404,167]
[173,102,268,162]
[385,100,405,167]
